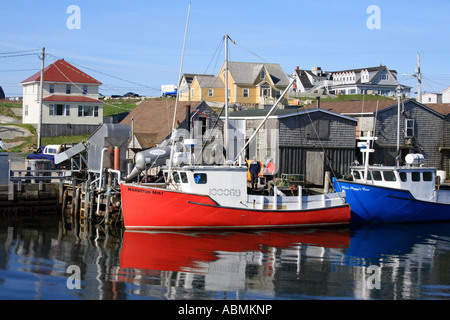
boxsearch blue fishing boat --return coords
[334,133,450,223]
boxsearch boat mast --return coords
[167,3,191,179]
[396,84,402,167]
[224,34,230,161]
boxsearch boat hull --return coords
[334,180,450,223]
[120,183,350,230]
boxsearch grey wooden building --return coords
[228,108,358,185]
[372,99,449,171]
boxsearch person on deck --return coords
[249,157,261,190]
[264,158,275,184]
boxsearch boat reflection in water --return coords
[119,228,350,297]
[118,223,450,300]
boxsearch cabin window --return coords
[194,173,207,184]
[383,171,397,182]
[412,172,421,182]
[372,171,382,181]
[400,172,407,182]
[359,170,372,180]
[423,172,433,182]
[173,172,180,183]
[353,171,361,180]
[180,172,188,183]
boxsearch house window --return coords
[208,89,214,97]
[380,74,389,80]
[260,69,265,79]
[49,84,54,94]
[243,88,249,98]
[24,105,28,116]
[405,119,415,138]
[276,90,281,99]
[83,85,88,95]
[66,84,71,94]
[49,104,70,116]
[78,105,99,117]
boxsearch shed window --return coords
[405,119,415,138]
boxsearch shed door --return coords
[306,151,324,185]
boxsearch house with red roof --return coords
[20,59,103,136]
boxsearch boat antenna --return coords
[167,2,191,181]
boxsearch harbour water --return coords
[0,213,449,301]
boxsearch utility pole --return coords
[416,52,422,103]
[37,47,45,149]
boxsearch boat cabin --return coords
[351,165,437,202]
[162,164,346,210]
[164,165,249,207]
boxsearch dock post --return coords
[58,181,63,205]
[273,185,278,209]
[298,185,302,209]
[324,171,330,193]
[8,180,14,201]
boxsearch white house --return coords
[421,92,442,104]
[291,65,411,97]
[441,86,450,103]
[20,59,103,127]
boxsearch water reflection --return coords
[0,215,449,300]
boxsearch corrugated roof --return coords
[21,59,102,85]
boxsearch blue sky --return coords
[1,0,450,97]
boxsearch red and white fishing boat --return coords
[120,32,350,230]
[120,164,350,230]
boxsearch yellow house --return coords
[186,61,289,108]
